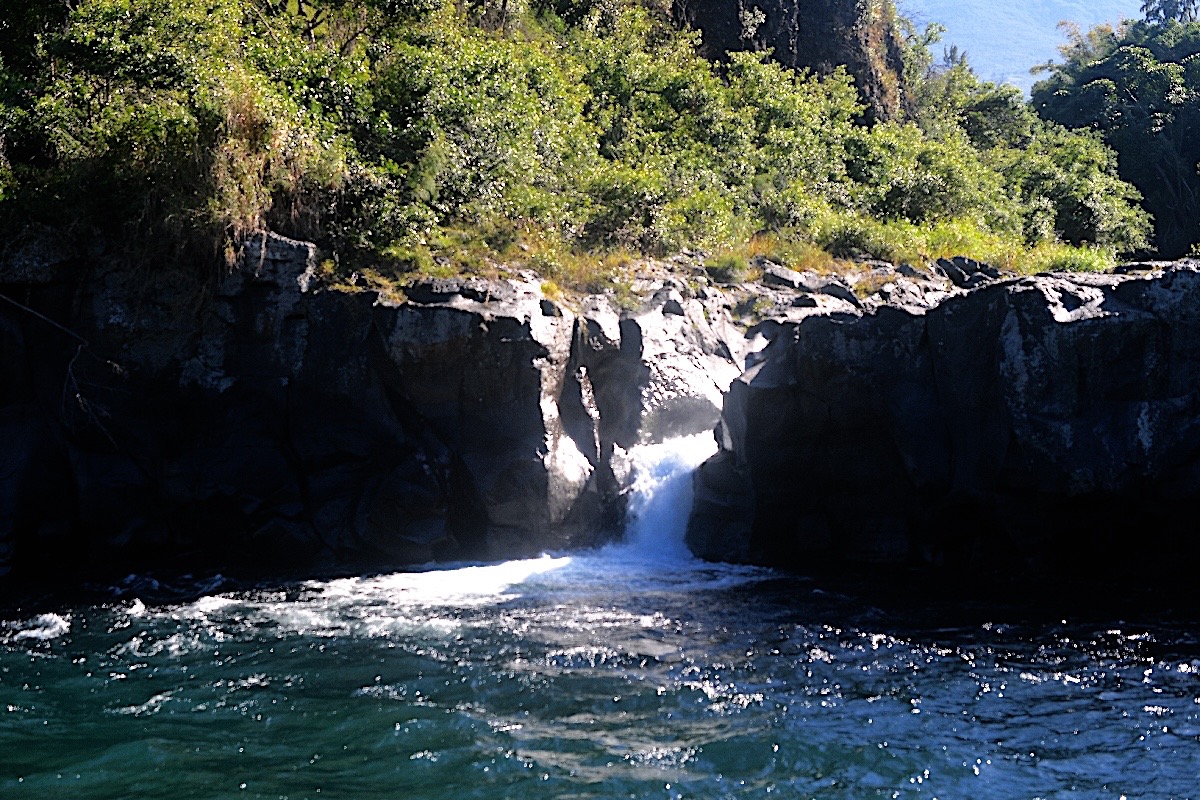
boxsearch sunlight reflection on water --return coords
[2,436,1199,798]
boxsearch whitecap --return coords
[8,613,71,642]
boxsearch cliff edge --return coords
[688,260,1200,584]
[0,233,742,586]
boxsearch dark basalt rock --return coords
[674,0,908,123]
[688,263,1200,582]
[0,233,743,586]
[935,256,1002,290]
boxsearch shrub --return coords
[704,252,750,283]
[0,0,1155,280]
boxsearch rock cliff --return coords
[673,0,908,122]
[0,233,742,585]
[9,230,1200,590]
[688,261,1200,582]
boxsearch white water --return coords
[164,432,763,640]
[6,437,1200,799]
[621,432,717,561]
[1,612,72,644]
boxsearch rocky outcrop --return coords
[674,0,908,122]
[14,227,1200,590]
[0,233,742,585]
[688,262,1200,581]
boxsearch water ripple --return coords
[2,436,1199,797]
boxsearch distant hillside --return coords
[899,0,1143,92]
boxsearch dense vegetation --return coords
[1032,3,1200,257]
[901,0,1142,93]
[0,0,1157,287]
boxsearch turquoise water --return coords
[3,437,1200,799]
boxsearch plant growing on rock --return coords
[0,0,1158,284]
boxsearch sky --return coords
[898,0,1146,93]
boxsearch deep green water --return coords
[3,437,1199,799]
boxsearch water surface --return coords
[3,436,1199,798]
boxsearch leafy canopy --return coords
[0,0,1154,278]
[1033,13,1200,256]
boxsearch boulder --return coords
[689,264,1200,582]
[627,286,745,442]
[934,256,1002,290]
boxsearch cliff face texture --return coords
[674,0,908,121]
[9,225,1200,592]
[688,262,1200,583]
[0,233,743,586]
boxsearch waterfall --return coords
[608,432,718,563]
[168,434,730,618]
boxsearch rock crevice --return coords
[0,233,743,583]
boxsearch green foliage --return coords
[1033,15,1200,256]
[993,124,1150,252]
[725,56,860,227]
[902,26,1151,252]
[1024,242,1118,273]
[1142,0,1199,24]
[0,0,1156,280]
[848,122,1016,229]
[371,12,596,227]
[0,0,349,260]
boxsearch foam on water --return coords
[163,433,757,639]
[2,613,71,643]
[6,436,1199,799]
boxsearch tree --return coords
[1141,0,1199,24]
[0,0,1161,275]
[1033,20,1200,255]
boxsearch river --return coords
[2,435,1199,798]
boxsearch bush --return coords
[704,252,750,283]
[0,0,1155,280]
[1,0,350,260]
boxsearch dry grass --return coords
[373,222,641,296]
[851,270,896,299]
[341,212,1124,306]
